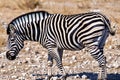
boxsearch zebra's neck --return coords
[8,11,52,42]
[24,18,48,47]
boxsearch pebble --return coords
[0,51,6,58]
[81,75,87,79]
[22,72,27,77]
[64,54,69,57]
[44,76,59,80]
[50,76,58,80]
[0,65,4,68]
[108,45,113,49]
[25,47,30,52]
[107,56,112,61]
[30,59,36,63]
[70,60,73,64]
[74,74,80,79]
[106,64,112,68]
[11,75,18,79]
[24,60,29,64]
[1,69,7,73]
[17,61,22,65]
[35,51,40,55]
[113,61,120,69]
[18,77,25,80]
[72,55,77,60]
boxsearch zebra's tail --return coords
[98,13,115,36]
[104,18,115,36]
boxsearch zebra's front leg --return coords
[57,48,67,80]
[46,54,53,80]
[48,48,67,80]
[56,48,67,80]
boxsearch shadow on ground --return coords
[34,72,120,80]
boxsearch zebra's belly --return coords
[64,47,84,51]
[57,42,85,51]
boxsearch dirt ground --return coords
[0,0,120,80]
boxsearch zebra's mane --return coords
[7,11,50,35]
[10,11,50,23]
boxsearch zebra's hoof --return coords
[61,76,67,80]
[98,78,107,80]
[60,74,67,80]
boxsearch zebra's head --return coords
[6,24,24,60]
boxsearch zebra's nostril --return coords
[6,51,16,60]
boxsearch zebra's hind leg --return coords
[57,48,67,80]
[98,63,107,80]
[98,57,107,80]
[87,46,107,80]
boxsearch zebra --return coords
[6,11,115,80]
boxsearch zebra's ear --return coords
[9,24,15,34]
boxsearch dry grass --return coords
[15,0,42,9]
[0,0,41,9]
[0,25,7,47]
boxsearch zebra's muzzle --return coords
[6,51,16,60]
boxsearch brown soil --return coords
[0,0,120,80]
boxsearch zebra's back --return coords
[46,12,111,50]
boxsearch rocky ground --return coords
[0,0,120,80]
[0,42,120,80]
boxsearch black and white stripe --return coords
[6,11,114,80]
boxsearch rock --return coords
[106,64,112,68]
[11,75,18,79]
[64,54,69,57]
[30,59,36,63]
[50,76,58,80]
[70,60,73,64]
[22,72,27,77]
[0,65,4,68]
[74,74,80,79]
[17,61,22,65]
[1,69,7,74]
[107,56,112,62]
[90,9,101,12]
[108,45,113,49]
[35,51,40,55]
[44,76,59,80]
[81,75,87,79]
[0,51,6,58]
[25,47,30,52]
[26,58,31,61]
[72,55,77,60]
[18,76,25,80]
[24,60,29,64]
[113,61,120,69]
